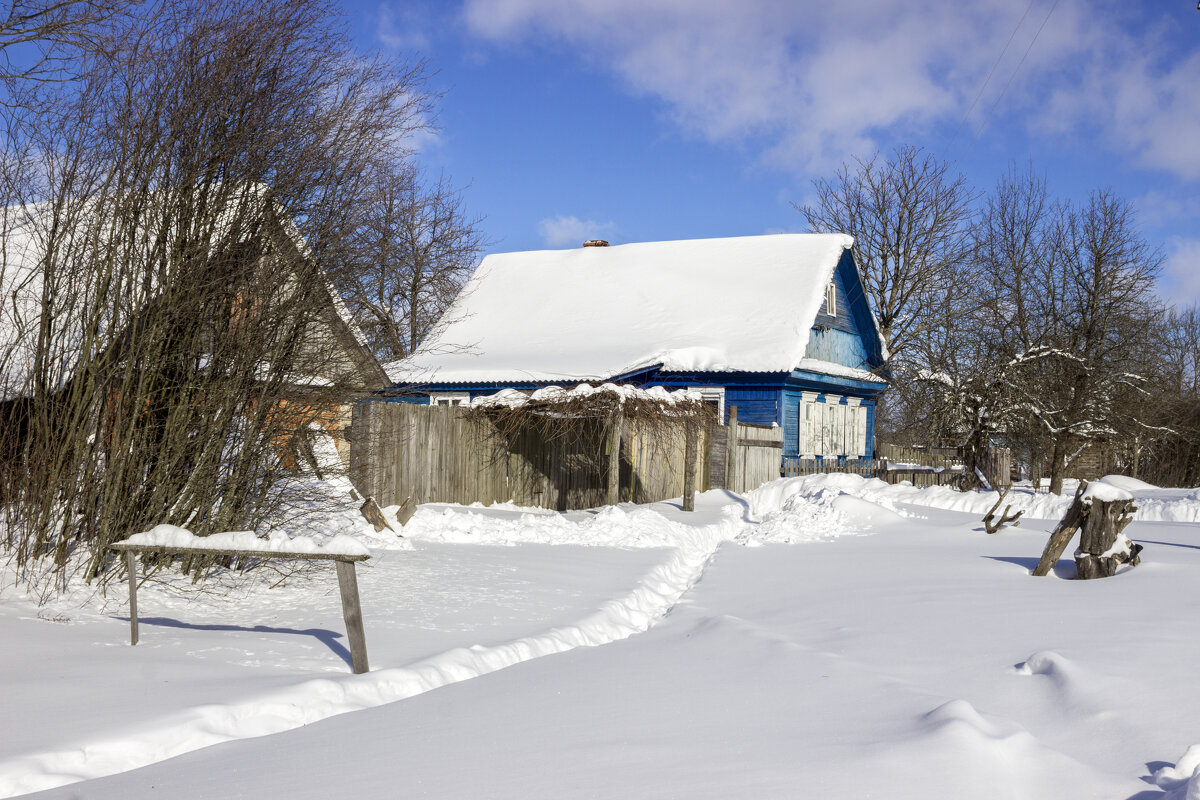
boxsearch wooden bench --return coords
[109,543,371,674]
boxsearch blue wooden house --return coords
[381,234,888,459]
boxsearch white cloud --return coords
[1160,236,1200,309]
[377,3,434,51]
[1135,190,1200,231]
[537,215,618,248]
[461,0,1200,180]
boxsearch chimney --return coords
[582,239,610,247]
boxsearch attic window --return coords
[825,280,837,317]
[430,392,469,407]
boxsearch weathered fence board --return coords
[354,402,713,510]
[726,422,783,494]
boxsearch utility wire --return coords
[965,0,1062,154]
[947,0,1039,150]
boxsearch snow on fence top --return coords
[386,233,855,384]
[469,382,703,409]
[118,524,370,558]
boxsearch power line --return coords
[965,0,1062,155]
[947,0,1039,151]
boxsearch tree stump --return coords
[1075,496,1139,579]
[1032,481,1141,579]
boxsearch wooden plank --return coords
[607,408,623,506]
[727,405,739,493]
[110,543,370,562]
[126,550,138,646]
[683,422,698,512]
[335,560,370,674]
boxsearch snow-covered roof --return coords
[0,200,383,401]
[387,233,859,385]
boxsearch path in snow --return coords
[34,506,1200,800]
[0,494,763,797]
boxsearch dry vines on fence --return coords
[467,385,711,438]
[463,384,716,483]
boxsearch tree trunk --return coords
[1075,498,1139,579]
[1031,482,1088,576]
[962,427,987,491]
[1048,437,1067,495]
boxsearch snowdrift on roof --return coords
[386,233,855,384]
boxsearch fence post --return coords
[335,560,370,674]
[683,421,698,512]
[726,405,739,493]
[606,406,623,506]
[126,551,138,646]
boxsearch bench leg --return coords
[126,551,138,646]
[335,560,369,674]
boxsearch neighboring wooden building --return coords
[0,202,386,471]
[379,234,887,459]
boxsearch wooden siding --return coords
[803,326,871,370]
[722,388,779,426]
[812,258,859,335]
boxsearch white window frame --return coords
[696,386,725,422]
[825,279,837,317]
[430,392,469,407]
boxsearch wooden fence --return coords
[722,421,784,494]
[875,443,963,470]
[781,457,963,488]
[350,401,716,510]
[349,402,790,511]
[780,445,1011,489]
[348,403,1018,510]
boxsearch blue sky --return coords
[340,0,1200,305]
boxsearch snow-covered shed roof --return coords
[387,233,864,385]
[0,201,384,401]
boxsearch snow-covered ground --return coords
[3,475,1200,798]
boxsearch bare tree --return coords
[0,0,434,591]
[896,167,1165,493]
[1021,191,1163,493]
[1135,305,1200,486]
[333,162,486,364]
[796,145,978,362]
